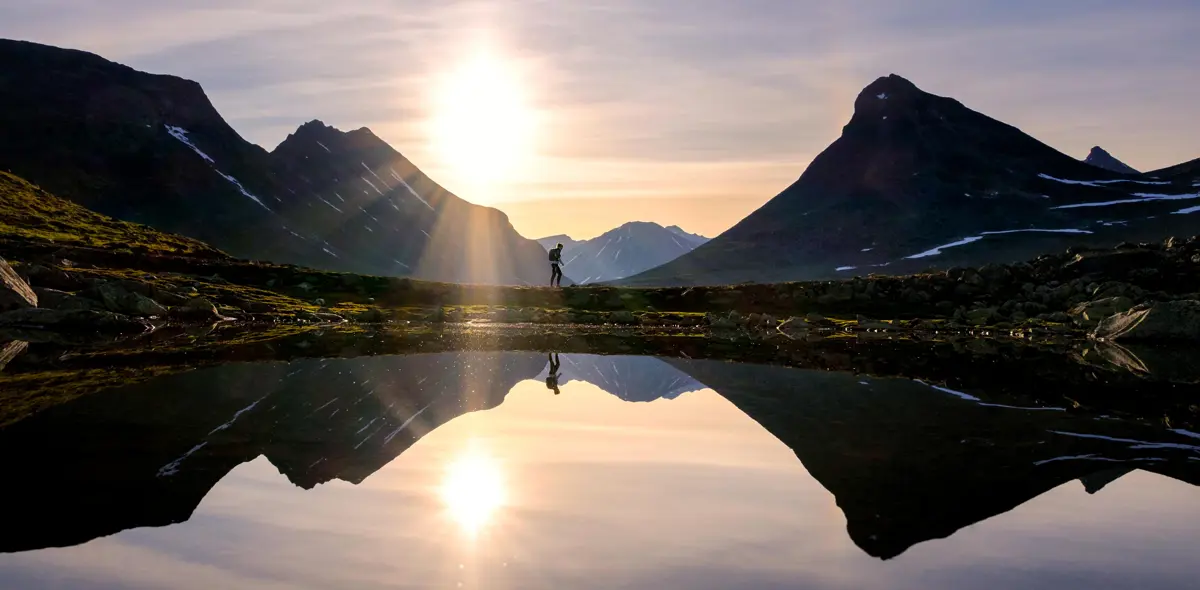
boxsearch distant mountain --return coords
[552,354,707,401]
[1083,146,1139,174]
[0,39,548,285]
[537,221,709,283]
[620,74,1200,286]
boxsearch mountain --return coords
[1148,156,1200,184]
[1083,146,1139,174]
[537,221,709,283]
[0,39,548,285]
[0,352,546,553]
[553,354,707,401]
[619,74,1200,286]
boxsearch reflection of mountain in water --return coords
[554,354,706,402]
[0,352,545,553]
[664,359,1200,560]
[2,350,1198,560]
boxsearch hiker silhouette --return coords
[545,352,562,395]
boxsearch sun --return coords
[440,445,506,535]
[430,52,537,200]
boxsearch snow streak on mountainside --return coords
[619,74,1200,286]
[0,39,548,285]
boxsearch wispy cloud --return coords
[2,0,1198,238]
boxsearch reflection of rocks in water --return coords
[1081,341,1200,383]
[556,354,706,402]
[665,359,1200,560]
[0,352,544,553]
[0,340,27,372]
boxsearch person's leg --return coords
[550,264,556,286]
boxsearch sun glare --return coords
[430,51,537,202]
[440,445,506,535]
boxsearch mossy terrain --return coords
[0,172,224,257]
[2,323,1197,433]
[1,168,1198,337]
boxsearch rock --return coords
[705,312,739,331]
[0,308,147,333]
[170,297,222,321]
[1045,311,1072,323]
[86,282,168,317]
[313,298,326,306]
[777,317,810,334]
[1092,300,1200,342]
[313,312,346,324]
[20,264,89,291]
[610,310,637,324]
[804,312,827,324]
[353,308,387,323]
[0,340,29,372]
[32,287,100,312]
[297,282,314,292]
[0,258,37,311]
[965,308,997,326]
[152,290,190,306]
[1068,296,1135,328]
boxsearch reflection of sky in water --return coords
[2,379,1199,590]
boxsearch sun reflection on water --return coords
[440,442,506,536]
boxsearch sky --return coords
[4,0,1200,240]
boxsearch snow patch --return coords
[316,140,331,153]
[835,266,857,272]
[861,248,873,252]
[317,197,342,213]
[915,379,980,401]
[1049,430,1200,453]
[209,395,268,435]
[1052,190,1200,210]
[361,176,385,196]
[157,442,207,477]
[877,93,888,100]
[216,171,271,210]
[165,125,214,163]
[322,247,338,258]
[904,229,1091,259]
[1038,173,1170,187]
[1172,204,1200,215]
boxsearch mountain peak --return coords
[1083,146,1139,175]
[855,74,922,110]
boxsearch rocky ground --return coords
[3,234,1200,344]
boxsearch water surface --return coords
[0,349,1197,589]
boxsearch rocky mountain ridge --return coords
[0,39,548,285]
[621,74,1200,286]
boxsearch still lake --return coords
[0,350,1197,589]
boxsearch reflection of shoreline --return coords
[665,358,1200,560]
[0,350,1198,562]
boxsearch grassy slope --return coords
[0,171,225,256]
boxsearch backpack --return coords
[549,248,561,262]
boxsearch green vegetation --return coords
[0,171,225,256]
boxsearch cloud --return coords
[2,0,1198,235]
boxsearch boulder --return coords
[1092,300,1200,342]
[0,308,147,333]
[0,340,29,372]
[610,310,637,324]
[1068,296,1135,328]
[170,297,222,322]
[33,287,101,312]
[0,258,37,311]
[86,282,168,317]
[20,264,91,292]
[705,312,739,331]
[777,317,810,335]
[965,307,998,326]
